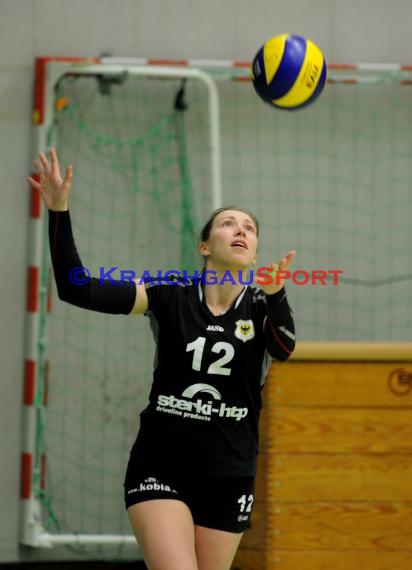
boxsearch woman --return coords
[28,148,296,570]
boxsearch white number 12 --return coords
[238,494,254,512]
[186,336,234,376]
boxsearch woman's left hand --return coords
[257,250,296,295]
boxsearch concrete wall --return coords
[1,0,411,562]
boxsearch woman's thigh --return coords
[128,499,198,570]
[124,454,254,569]
[195,524,244,570]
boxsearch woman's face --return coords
[199,209,258,271]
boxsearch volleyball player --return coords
[28,148,296,570]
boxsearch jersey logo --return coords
[206,325,224,332]
[234,319,255,343]
[181,383,222,400]
[158,384,248,421]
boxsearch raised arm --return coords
[27,148,148,316]
[258,250,296,361]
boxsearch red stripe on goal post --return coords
[147,59,189,66]
[33,56,101,125]
[24,360,36,406]
[30,176,41,219]
[27,267,39,312]
[20,453,32,499]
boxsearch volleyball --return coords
[251,33,327,110]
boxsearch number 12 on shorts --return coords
[238,494,254,513]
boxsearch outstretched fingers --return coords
[27,174,41,190]
[32,159,44,177]
[49,147,62,179]
[27,148,72,211]
[63,164,73,189]
[279,250,296,271]
[38,152,51,175]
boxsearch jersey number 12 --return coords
[186,336,234,376]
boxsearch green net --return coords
[36,70,412,555]
[219,78,412,341]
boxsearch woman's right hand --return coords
[27,147,72,211]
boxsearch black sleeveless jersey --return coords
[132,276,293,477]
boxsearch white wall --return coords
[1,0,412,562]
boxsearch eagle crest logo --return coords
[234,319,255,343]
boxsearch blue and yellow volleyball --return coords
[251,34,327,110]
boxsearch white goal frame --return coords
[22,56,223,549]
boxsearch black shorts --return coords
[124,459,255,533]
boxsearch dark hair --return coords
[199,206,260,243]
